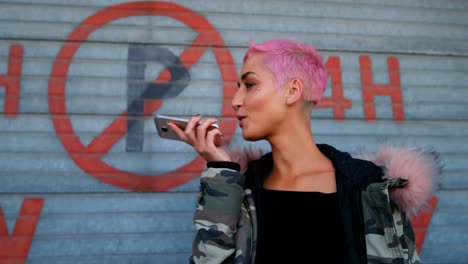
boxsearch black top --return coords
[244,146,385,263]
[256,188,346,263]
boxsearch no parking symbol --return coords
[48,1,238,191]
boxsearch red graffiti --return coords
[410,196,438,253]
[0,198,44,264]
[0,44,23,118]
[317,56,352,120]
[48,1,238,192]
[360,56,404,122]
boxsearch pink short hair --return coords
[243,39,328,102]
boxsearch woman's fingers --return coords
[167,115,220,146]
[200,118,222,147]
[166,122,188,142]
[206,127,223,147]
[196,117,218,144]
[168,115,229,162]
[184,115,203,143]
[193,118,217,153]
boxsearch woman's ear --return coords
[284,78,303,105]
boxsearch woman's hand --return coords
[167,115,231,162]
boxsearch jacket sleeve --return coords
[190,163,245,264]
[363,178,422,263]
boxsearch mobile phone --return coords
[154,115,222,145]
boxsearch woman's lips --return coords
[237,116,246,128]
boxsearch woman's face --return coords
[233,55,287,141]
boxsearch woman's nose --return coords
[231,89,243,112]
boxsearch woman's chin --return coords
[241,131,263,141]
[241,131,253,141]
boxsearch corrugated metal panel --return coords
[0,0,467,263]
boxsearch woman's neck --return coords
[267,120,333,181]
[265,129,336,192]
[270,135,320,176]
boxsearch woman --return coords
[168,39,440,263]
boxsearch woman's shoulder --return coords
[317,143,384,188]
[321,143,442,212]
[354,144,442,212]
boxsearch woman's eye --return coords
[245,82,255,89]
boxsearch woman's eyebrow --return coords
[237,71,257,87]
[241,71,257,81]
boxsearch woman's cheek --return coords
[246,90,267,111]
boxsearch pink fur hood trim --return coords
[357,144,442,213]
[226,143,442,213]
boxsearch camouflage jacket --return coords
[190,144,440,263]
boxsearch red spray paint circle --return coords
[48,1,237,191]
